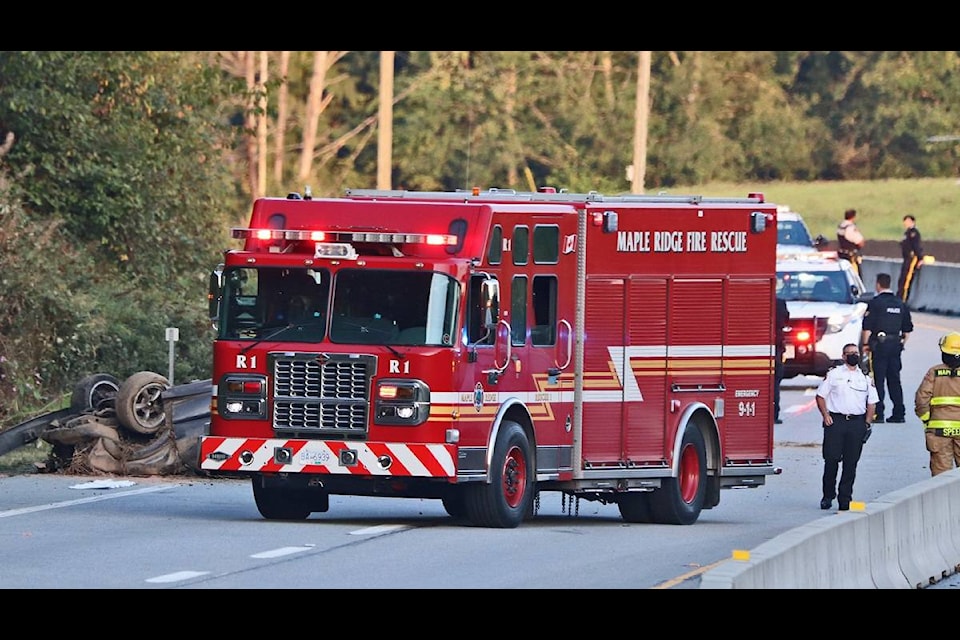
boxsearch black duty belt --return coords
[874,331,901,343]
[928,427,960,437]
[830,412,865,421]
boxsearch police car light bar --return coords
[777,249,840,262]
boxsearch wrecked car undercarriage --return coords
[0,372,210,476]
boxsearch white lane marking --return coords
[147,533,406,584]
[350,524,411,535]
[0,485,176,518]
[145,570,210,583]
[251,545,315,559]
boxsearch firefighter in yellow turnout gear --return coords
[915,332,960,476]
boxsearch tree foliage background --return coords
[2,50,960,425]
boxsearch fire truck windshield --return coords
[218,266,459,347]
[330,269,459,346]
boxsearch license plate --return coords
[785,345,795,360]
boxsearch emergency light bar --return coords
[349,232,457,245]
[232,228,458,246]
[232,228,328,241]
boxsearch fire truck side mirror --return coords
[481,278,500,328]
[208,264,224,328]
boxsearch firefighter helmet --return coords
[940,332,960,356]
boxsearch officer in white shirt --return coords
[815,343,880,511]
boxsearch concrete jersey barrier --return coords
[860,257,960,316]
[699,256,960,589]
[699,467,960,589]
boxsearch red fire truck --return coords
[200,187,781,528]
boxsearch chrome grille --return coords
[272,353,375,434]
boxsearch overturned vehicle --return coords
[0,372,211,476]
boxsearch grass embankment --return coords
[684,177,960,243]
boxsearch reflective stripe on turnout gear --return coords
[926,424,960,437]
[931,396,960,407]
[933,368,960,378]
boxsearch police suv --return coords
[776,206,827,259]
[776,251,870,378]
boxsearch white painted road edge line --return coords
[0,485,177,518]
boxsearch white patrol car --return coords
[776,251,870,378]
[776,206,827,260]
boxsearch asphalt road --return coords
[0,311,957,589]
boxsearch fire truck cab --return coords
[201,187,781,527]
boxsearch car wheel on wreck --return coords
[115,371,170,436]
[70,373,120,414]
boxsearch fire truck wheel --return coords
[70,373,120,414]
[463,420,533,529]
[649,423,707,525]
[616,492,654,523]
[441,490,467,519]
[115,371,170,436]
[252,478,328,520]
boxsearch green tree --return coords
[0,51,244,424]
[0,51,243,274]
[791,51,960,179]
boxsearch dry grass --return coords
[0,440,51,475]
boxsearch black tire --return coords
[441,488,467,518]
[70,374,120,414]
[649,423,707,525]
[463,420,534,529]
[617,492,654,523]
[115,371,169,436]
[251,477,327,520]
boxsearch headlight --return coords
[375,379,430,425]
[826,312,848,334]
[218,374,267,419]
[826,306,865,334]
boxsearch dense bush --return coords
[0,52,237,426]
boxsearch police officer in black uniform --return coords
[898,214,924,303]
[774,295,790,424]
[861,272,913,423]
